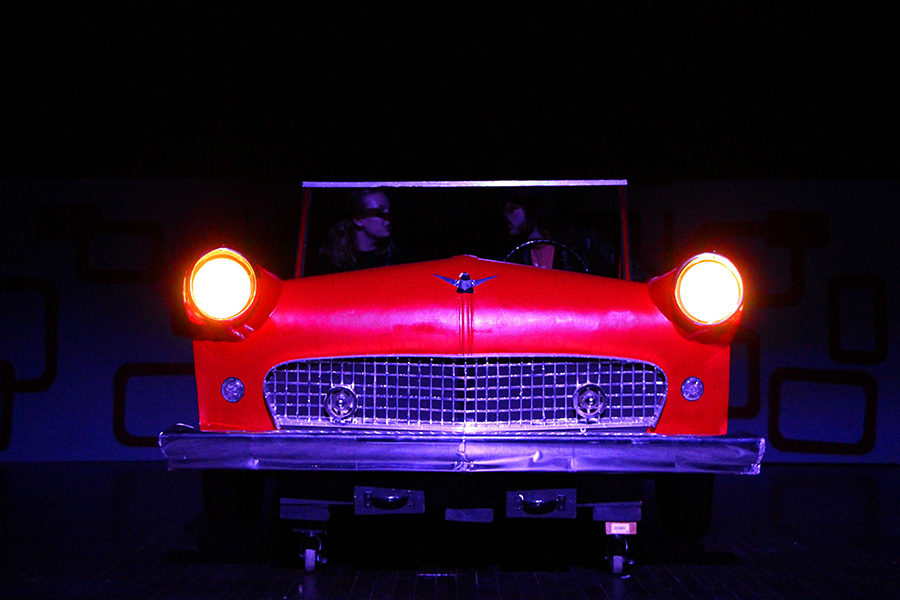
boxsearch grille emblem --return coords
[325,386,357,420]
[434,272,497,293]
[573,383,606,419]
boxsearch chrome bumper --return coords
[159,425,765,475]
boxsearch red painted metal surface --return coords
[189,255,738,435]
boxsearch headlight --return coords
[674,253,743,325]
[188,248,257,321]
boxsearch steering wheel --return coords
[503,239,589,273]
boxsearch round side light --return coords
[674,253,744,326]
[221,377,245,403]
[189,248,257,321]
[681,376,704,401]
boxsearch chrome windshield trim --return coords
[302,180,627,188]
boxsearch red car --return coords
[161,180,764,572]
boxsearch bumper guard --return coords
[159,424,765,475]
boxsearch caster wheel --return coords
[610,554,625,575]
[300,532,324,572]
[605,534,630,575]
[304,548,317,572]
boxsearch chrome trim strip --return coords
[159,425,766,475]
[301,180,628,188]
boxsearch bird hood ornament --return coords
[434,272,497,294]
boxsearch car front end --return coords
[161,251,763,475]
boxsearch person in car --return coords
[502,197,619,276]
[317,188,404,273]
[502,196,654,281]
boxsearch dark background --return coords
[3,3,897,182]
[1,3,897,464]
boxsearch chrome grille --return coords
[264,356,667,432]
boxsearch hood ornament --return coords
[434,272,497,294]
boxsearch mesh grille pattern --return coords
[264,356,667,432]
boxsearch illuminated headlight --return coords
[188,248,257,321]
[674,253,744,325]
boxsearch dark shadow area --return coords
[1,462,897,599]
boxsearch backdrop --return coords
[1,180,895,464]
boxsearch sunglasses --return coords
[355,208,392,220]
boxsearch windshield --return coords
[298,181,630,279]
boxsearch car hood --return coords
[258,255,672,362]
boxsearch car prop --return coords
[161,180,765,573]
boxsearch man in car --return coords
[502,197,620,276]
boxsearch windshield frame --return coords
[296,179,631,279]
